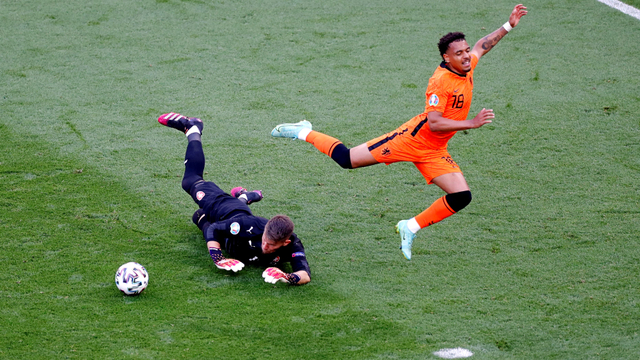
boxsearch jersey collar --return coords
[440,61,467,77]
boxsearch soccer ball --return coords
[115,262,149,296]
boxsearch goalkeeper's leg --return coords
[182,140,206,194]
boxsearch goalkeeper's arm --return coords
[262,267,310,285]
[200,219,244,273]
[206,241,244,272]
[291,270,310,285]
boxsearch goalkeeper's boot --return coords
[158,112,203,134]
[231,187,263,205]
[270,120,312,139]
[396,220,416,260]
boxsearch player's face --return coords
[444,39,472,74]
[261,235,291,254]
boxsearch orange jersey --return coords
[418,54,479,150]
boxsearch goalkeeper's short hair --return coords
[264,215,294,243]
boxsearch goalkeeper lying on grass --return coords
[158,112,311,285]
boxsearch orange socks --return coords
[305,131,342,157]
[306,130,460,229]
[414,195,456,228]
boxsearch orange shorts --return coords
[366,115,462,184]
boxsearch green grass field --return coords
[622,0,640,9]
[1,0,639,358]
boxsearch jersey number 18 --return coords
[451,94,465,109]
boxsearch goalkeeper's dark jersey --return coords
[202,215,310,275]
[189,180,310,275]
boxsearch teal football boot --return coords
[396,220,416,260]
[270,120,312,139]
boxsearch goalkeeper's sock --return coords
[186,126,201,142]
[305,131,353,169]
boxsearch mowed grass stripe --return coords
[1,0,639,358]
[0,125,438,359]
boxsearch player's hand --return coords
[214,258,245,272]
[262,267,289,284]
[470,108,495,128]
[508,4,528,28]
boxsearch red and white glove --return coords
[262,267,300,284]
[209,247,244,272]
[262,267,287,284]
[215,258,244,272]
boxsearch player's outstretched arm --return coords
[262,267,310,285]
[428,108,495,132]
[471,4,527,60]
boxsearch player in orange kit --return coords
[271,5,527,260]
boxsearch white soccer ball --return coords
[115,262,149,296]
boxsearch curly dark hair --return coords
[438,32,466,59]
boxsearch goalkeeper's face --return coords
[261,235,291,254]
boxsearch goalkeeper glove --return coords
[209,248,244,272]
[262,267,301,285]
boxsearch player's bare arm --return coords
[471,4,528,60]
[427,108,495,132]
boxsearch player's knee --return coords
[181,178,193,193]
[445,190,472,212]
[182,175,204,193]
[330,143,353,169]
[182,177,203,194]
[192,209,207,230]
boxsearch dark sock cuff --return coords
[445,190,472,212]
[187,133,201,142]
[329,143,353,169]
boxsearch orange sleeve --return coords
[424,73,450,114]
